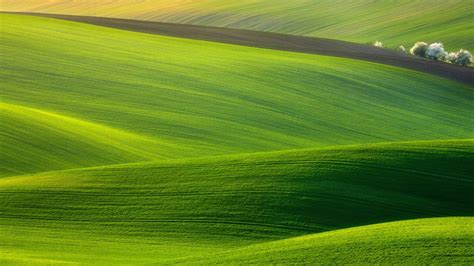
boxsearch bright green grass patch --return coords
[0,102,197,177]
[174,217,474,265]
[1,140,473,263]
[2,0,473,51]
[1,14,473,176]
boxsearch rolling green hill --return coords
[1,12,473,264]
[1,14,473,177]
[1,140,473,264]
[1,102,196,177]
[174,217,474,264]
[2,0,473,51]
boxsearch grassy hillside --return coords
[1,14,473,176]
[1,140,473,263]
[2,0,473,51]
[0,102,196,177]
[0,11,473,264]
[174,217,474,264]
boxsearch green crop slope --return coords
[0,140,473,263]
[2,0,473,51]
[176,217,474,265]
[1,14,473,176]
[0,103,196,176]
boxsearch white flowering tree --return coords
[410,42,429,57]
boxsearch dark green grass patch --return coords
[1,140,472,263]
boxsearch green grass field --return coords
[1,14,473,177]
[0,12,473,264]
[1,140,473,264]
[2,0,473,51]
[175,217,474,264]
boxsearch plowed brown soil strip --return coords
[5,12,474,85]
